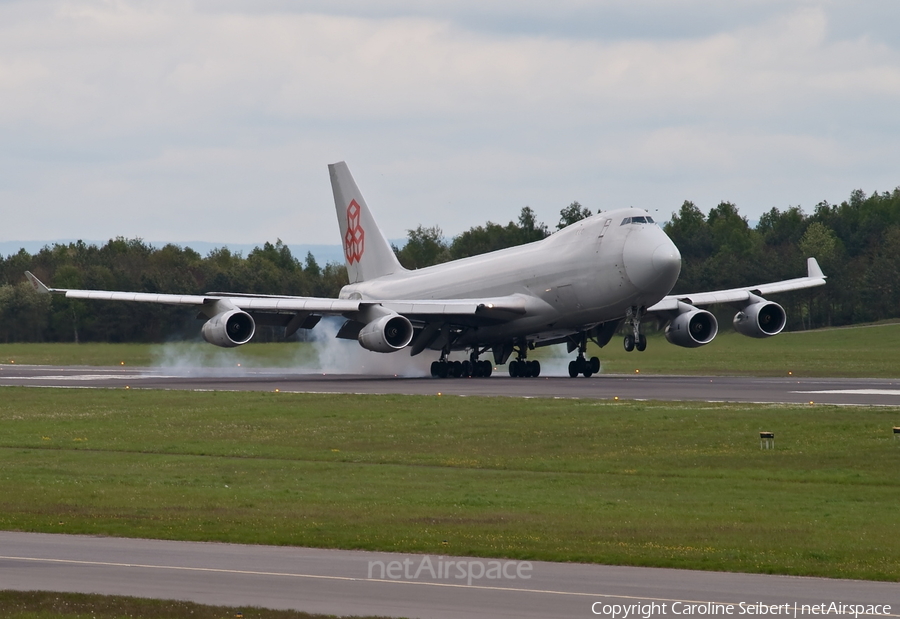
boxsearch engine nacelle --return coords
[665,307,718,348]
[733,300,786,338]
[357,313,414,353]
[201,309,256,348]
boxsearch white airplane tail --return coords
[329,161,405,284]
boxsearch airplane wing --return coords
[646,257,826,313]
[24,271,530,324]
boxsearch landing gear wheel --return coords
[461,360,472,377]
[481,360,493,377]
[568,360,578,378]
[636,334,647,352]
[431,361,440,377]
[624,334,635,352]
[590,356,600,374]
[508,360,519,377]
[531,360,541,378]
[582,361,594,378]
[449,360,462,378]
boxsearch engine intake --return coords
[358,313,414,353]
[202,309,256,347]
[665,305,718,348]
[733,300,786,338]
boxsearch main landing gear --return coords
[430,350,493,378]
[508,359,540,378]
[622,306,647,352]
[568,332,599,378]
[508,343,540,378]
[568,354,600,378]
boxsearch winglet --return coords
[25,271,51,294]
[807,257,825,280]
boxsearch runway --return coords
[2,363,900,405]
[1,532,897,619]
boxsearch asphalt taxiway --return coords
[1,532,897,619]
[2,364,900,405]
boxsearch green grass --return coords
[0,590,390,619]
[0,387,898,581]
[595,323,900,377]
[3,321,900,377]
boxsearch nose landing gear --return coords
[623,306,647,352]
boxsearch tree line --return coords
[1,185,899,343]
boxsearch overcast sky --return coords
[1,0,898,249]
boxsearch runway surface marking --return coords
[3,374,182,381]
[793,389,900,396]
[0,554,764,609]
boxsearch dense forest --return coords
[1,185,899,343]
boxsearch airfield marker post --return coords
[760,431,774,450]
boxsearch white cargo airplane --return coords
[26,162,826,378]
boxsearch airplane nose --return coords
[623,234,681,295]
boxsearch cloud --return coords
[0,1,898,246]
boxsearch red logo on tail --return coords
[344,200,365,264]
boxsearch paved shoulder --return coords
[0,532,897,619]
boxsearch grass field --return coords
[2,321,900,377]
[0,590,387,619]
[1,387,898,581]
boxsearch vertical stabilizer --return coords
[329,162,405,284]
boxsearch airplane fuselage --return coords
[339,207,682,348]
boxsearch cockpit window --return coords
[622,215,655,225]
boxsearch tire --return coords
[532,360,541,377]
[436,362,448,378]
[636,334,647,352]
[624,334,635,352]
[449,360,462,378]
[471,361,483,378]
[568,360,578,378]
[508,360,519,377]
[481,360,493,377]
[523,361,534,378]
[431,361,440,377]
[461,360,472,377]
[590,356,600,374]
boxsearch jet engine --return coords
[201,309,256,348]
[665,305,718,348]
[733,299,786,338]
[358,313,414,353]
